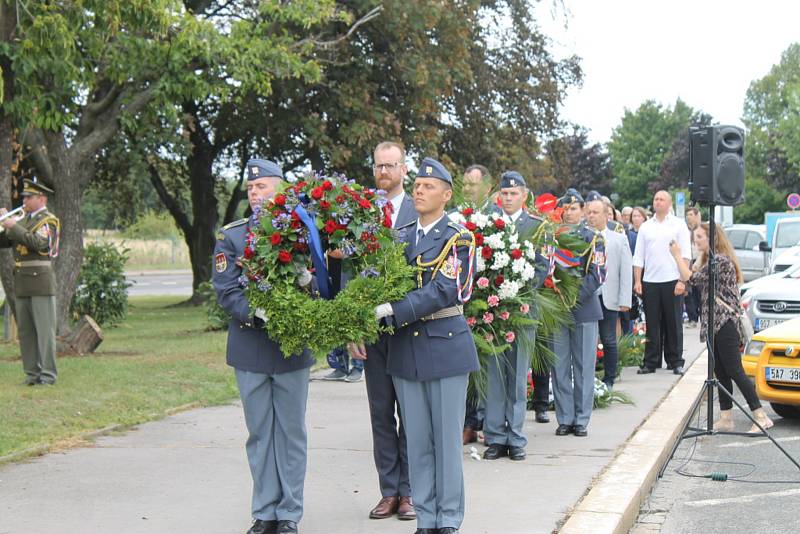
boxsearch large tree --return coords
[607,99,696,207]
[543,127,612,195]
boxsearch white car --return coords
[770,244,800,274]
[740,262,800,297]
[726,224,769,281]
[741,268,800,333]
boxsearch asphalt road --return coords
[633,388,800,534]
[125,270,193,296]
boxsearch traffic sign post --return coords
[788,193,800,211]
[675,191,685,219]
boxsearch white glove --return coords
[254,308,267,322]
[297,268,312,287]
[375,303,394,320]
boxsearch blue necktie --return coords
[416,228,424,246]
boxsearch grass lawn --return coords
[0,296,236,460]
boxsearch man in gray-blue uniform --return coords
[349,141,417,521]
[483,171,544,461]
[352,157,478,534]
[213,159,314,534]
[551,188,606,438]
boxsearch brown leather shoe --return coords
[397,496,416,520]
[462,426,478,445]
[369,496,399,519]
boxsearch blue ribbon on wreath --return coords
[294,203,331,299]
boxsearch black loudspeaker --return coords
[689,125,745,206]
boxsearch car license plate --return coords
[765,367,800,383]
[755,318,785,331]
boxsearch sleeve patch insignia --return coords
[215,252,228,273]
[440,254,461,279]
[593,251,606,266]
[216,232,225,241]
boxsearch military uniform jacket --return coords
[0,209,59,296]
[387,215,480,382]
[213,219,314,375]
[572,223,606,324]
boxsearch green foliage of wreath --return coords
[247,244,416,357]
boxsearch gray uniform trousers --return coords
[393,374,468,530]
[16,295,57,383]
[484,341,529,448]
[364,334,410,497]
[551,322,599,428]
[235,367,310,523]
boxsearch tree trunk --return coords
[0,0,17,316]
[185,150,219,304]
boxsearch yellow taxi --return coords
[742,316,800,418]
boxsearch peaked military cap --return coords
[500,171,526,189]
[246,158,283,180]
[22,177,55,196]
[585,190,603,202]
[558,187,584,206]
[416,157,452,184]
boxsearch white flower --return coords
[509,232,519,245]
[449,212,466,225]
[525,242,537,261]
[476,255,486,272]
[511,257,527,275]
[484,233,506,250]
[473,212,490,229]
[498,279,522,299]
[594,377,608,398]
[521,262,537,282]
[490,251,510,270]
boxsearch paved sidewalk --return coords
[0,332,703,534]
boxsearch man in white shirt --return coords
[632,191,691,375]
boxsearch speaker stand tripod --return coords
[658,204,800,478]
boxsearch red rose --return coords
[296,181,308,189]
[324,219,338,234]
[358,199,371,209]
[274,194,286,206]
[510,248,522,260]
[319,200,331,210]
[462,207,474,216]
[465,221,477,231]
[270,232,281,245]
[244,247,254,259]
[277,250,292,264]
[311,187,324,200]
[544,276,554,289]
[494,218,506,229]
[335,195,345,203]
[481,247,493,260]
[290,220,301,229]
[290,210,299,221]
[474,233,484,246]
[292,242,307,252]
[322,180,333,191]
[494,275,504,287]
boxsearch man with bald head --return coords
[632,190,691,375]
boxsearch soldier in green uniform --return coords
[0,178,61,386]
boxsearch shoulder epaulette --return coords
[397,220,416,230]
[222,218,247,230]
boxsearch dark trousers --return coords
[464,391,483,430]
[364,335,410,498]
[619,309,632,336]
[642,280,685,370]
[531,368,550,412]
[714,320,762,411]
[598,297,619,386]
[686,285,701,323]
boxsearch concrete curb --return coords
[560,351,708,533]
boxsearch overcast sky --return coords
[535,0,800,144]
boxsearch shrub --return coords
[198,281,230,331]
[71,243,131,326]
[121,211,181,240]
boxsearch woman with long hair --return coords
[670,223,773,432]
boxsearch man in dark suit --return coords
[349,141,417,521]
[351,157,478,534]
[551,189,606,438]
[213,159,314,534]
[483,171,544,462]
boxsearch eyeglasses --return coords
[373,162,403,173]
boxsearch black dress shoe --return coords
[508,446,526,461]
[414,529,438,534]
[483,443,508,460]
[535,410,550,423]
[439,528,460,534]
[574,425,588,437]
[555,424,574,436]
[21,378,38,386]
[276,520,298,534]
[672,366,685,375]
[637,367,656,374]
[247,519,277,534]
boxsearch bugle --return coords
[0,206,26,234]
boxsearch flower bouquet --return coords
[239,173,415,357]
